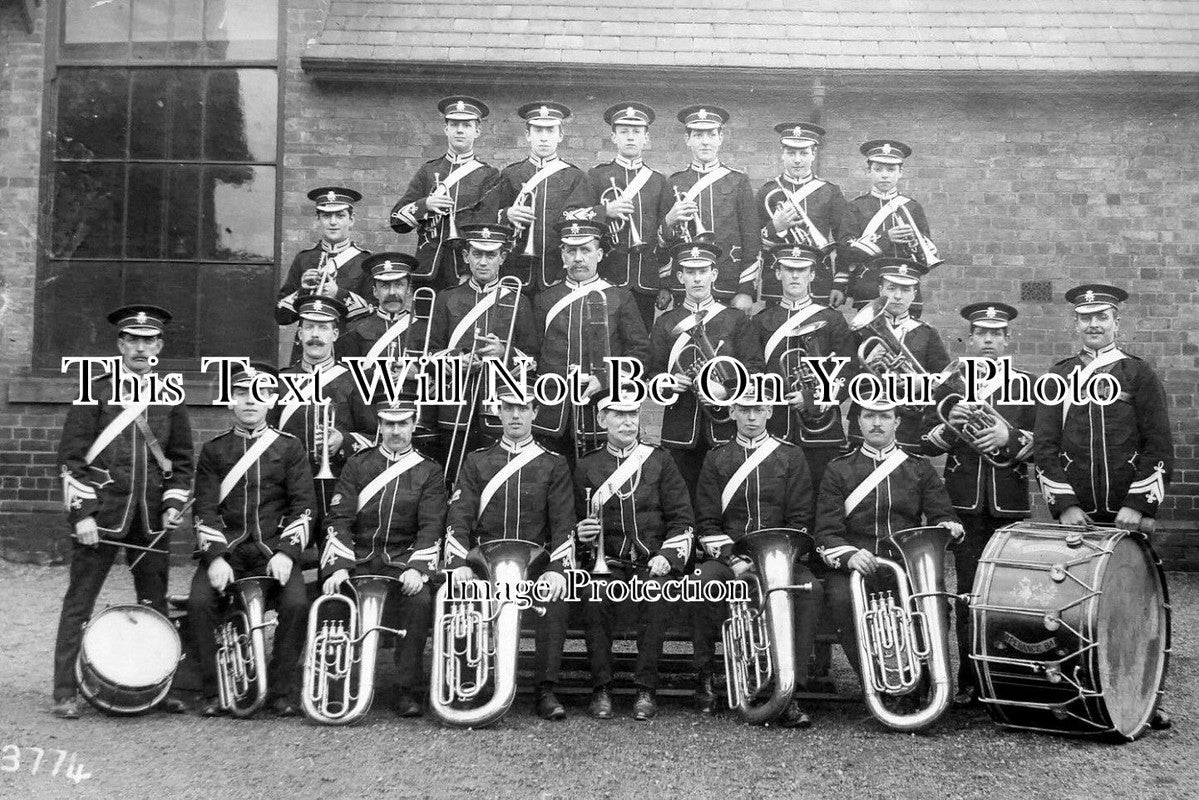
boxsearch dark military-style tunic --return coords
[756,174,856,302]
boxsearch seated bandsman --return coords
[444,382,576,720]
[321,398,447,717]
[848,258,949,453]
[533,219,650,462]
[920,302,1035,708]
[428,223,540,476]
[389,96,500,290]
[692,386,820,727]
[573,389,695,721]
[52,304,194,719]
[814,395,962,686]
[650,241,764,496]
[276,187,372,362]
[188,362,316,718]
[756,123,856,306]
[749,243,857,490]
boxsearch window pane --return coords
[52,164,127,259]
[132,0,170,41]
[200,165,275,261]
[126,164,166,258]
[130,70,202,160]
[64,0,131,44]
[56,70,130,160]
[167,167,201,259]
[123,263,199,358]
[197,264,276,358]
[39,262,125,359]
[205,70,277,162]
[204,0,278,60]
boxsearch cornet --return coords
[430,172,459,241]
[513,190,537,257]
[215,577,275,718]
[584,488,611,576]
[762,187,834,254]
[673,187,712,243]
[315,403,336,480]
[601,177,644,251]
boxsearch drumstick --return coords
[130,497,195,570]
[100,539,170,555]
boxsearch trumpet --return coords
[513,190,537,257]
[315,403,336,480]
[429,539,547,727]
[850,525,954,732]
[673,187,712,243]
[301,575,407,726]
[762,187,834,254]
[303,253,338,297]
[215,577,275,718]
[778,319,840,435]
[601,177,644,251]
[584,488,611,576]
[935,393,1022,469]
[849,205,943,269]
[431,172,459,241]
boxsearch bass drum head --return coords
[79,605,181,708]
[1096,534,1170,740]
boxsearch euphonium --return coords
[722,528,813,723]
[849,525,954,732]
[602,177,644,251]
[301,575,407,726]
[215,576,274,718]
[429,539,546,727]
[849,297,933,378]
[935,393,1021,469]
[762,187,834,254]
[778,319,840,435]
[315,403,335,480]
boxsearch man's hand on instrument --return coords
[1058,505,1089,526]
[947,403,973,426]
[664,198,698,227]
[537,571,568,602]
[322,568,350,595]
[450,565,476,585]
[771,202,800,234]
[605,197,635,219]
[785,389,807,412]
[828,289,846,309]
[161,507,183,532]
[670,371,694,392]
[398,568,425,596]
[847,548,879,577]
[581,373,602,401]
[938,520,966,542]
[575,517,602,543]
[267,552,294,585]
[314,425,343,457]
[300,268,322,291]
[648,555,671,577]
[208,557,235,592]
[1115,506,1144,532]
[475,332,505,361]
[425,191,454,215]
[507,203,535,227]
[971,418,1010,452]
[887,223,917,245]
[731,293,754,313]
[730,557,753,578]
[74,516,100,547]
[655,289,674,311]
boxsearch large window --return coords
[36,0,282,368]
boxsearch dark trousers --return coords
[668,443,709,507]
[955,514,1004,690]
[800,445,843,497]
[633,291,659,332]
[357,556,433,690]
[186,546,309,699]
[53,515,169,701]
[582,568,672,691]
[689,560,822,687]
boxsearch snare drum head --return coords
[81,605,181,687]
[1097,535,1169,737]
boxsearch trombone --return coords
[601,177,644,251]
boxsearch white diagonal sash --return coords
[681,167,732,203]
[616,166,654,203]
[219,430,281,502]
[843,449,908,516]
[592,444,654,510]
[666,305,724,373]
[721,439,781,512]
[357,450,424,512]
[1061,348,1126,422]
[543,281,611,332]
[447,285,508,350]
[277,364,349,428]
[477,445,542,522]
[860,196,911,239]
[780,179,830,248]
[84,401,150,465]
[439,159,485,191]
[364,313,413,363]
[763,304,825,364]
[518,160,572,198]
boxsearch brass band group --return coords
[51,96,1174,740]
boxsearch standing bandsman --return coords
[588,102,673,330]
[533,219,650,462]
[658,105,759,313]
[756,123,856,306]
[921,302,1035,708]
[848,258,950,453]
[52,305,194,719]
[444,384,576,720]
[188,362,316,717]
[573,390,695,721]
[691,387,820,726]
[483,101,596,295]
[276,187,373,362]
[650,241,763,496]
[749,243,856,490]
[844,141,939,317]
[321,398,447,717]
[389,96,499,290]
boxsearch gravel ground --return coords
[0,560,1193,800]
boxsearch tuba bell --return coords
[849,525,954,732]
[215,576,275,718]
[722,528,813,723]
[429,539,547,727]
[301,575,407,726]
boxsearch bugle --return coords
[602,177,644,251]
[215,576,275,718]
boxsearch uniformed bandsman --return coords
[389,96,500,290]
[321,398,446,717]
[920,302,1035,708]
[188,362,316,717]
[756,123,856,306]
[692,386,820,726]
[482,101,596,294]
[573,390,695,721]
[276,187,373,361]
[444,384,577,720]
[658,105,759,313]
[533,219,650,461]
[52,305,194,719]
[588,102,672,330]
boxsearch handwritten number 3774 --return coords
[1,745,92,784]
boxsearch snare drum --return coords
[971,522,1170,741]
[75,604,182,715]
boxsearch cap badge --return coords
[696,109,709,120]
[1084,290,1096,303]
[625,106,636,118]
[135,311,148,324]
[480,227,492,239]
[896,264,909,276]
[569,223,581,234]
[690,247,702,259]
[325,191,337,202]
[881,143,892,154]
[455,100,465,112]
[539,105,550,118]
[984,306,998,318]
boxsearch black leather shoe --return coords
[536,690,566,721]
[633,690,657,721]
[159,695,189,714]
[589,687,613,719]
[953,685,980,709]
[270,697,298,717]
[777,700,813,729]
[199,697,225,717]
[1150,708,1173,730]
[51,696,81,720]
[393,691,422,718]
[694,672,715,715]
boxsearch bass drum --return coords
[76,604,182,715]
[971,522,1170,741]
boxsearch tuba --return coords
[935,393,1022,469]
[850,525,954,732]
[429,539,547,727]
[762,186,835,254]
[778,319,841,436]
[722,528,813,723]
[301,575,407,726]
[601,177,644,251]
[215,576,275,718]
